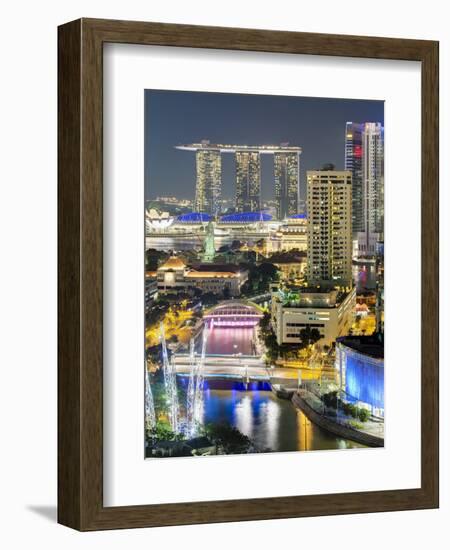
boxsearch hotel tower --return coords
[176,141,302,219]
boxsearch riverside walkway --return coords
[292,389,384,447]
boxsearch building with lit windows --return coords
[276,213,307,252]
[306,166,353,288]
[156,256,247,297]
[274,151,301,219]
[335,334,384,417]
[345,122,384,256]
[270,251,307,282]
[345,122,364,235]
[271,285,356,347]
[176,142,302,220]
[235,150,261,212]
[194,145,222,216]
[362,122,384,244]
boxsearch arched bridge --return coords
[203,300,264,327]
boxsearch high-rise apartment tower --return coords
[306,166,353,288]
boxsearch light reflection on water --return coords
[204,327,255,356]
[199,386,365,453]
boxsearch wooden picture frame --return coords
[58,18,439,531]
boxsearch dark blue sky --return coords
[144,90,384,202]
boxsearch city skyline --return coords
[144,90,384,202]
[144,90,385,458]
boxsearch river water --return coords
[199,382,365,452]
[182,317,367,453]
[205,326,255,356]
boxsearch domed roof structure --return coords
[159,256,186,270]
[289,213,307,219]
[177,212,212,223]
[219,211,272,223]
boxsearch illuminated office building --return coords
[307,166,353,287]
[345,122,384,255]
[363,122,384,237]
[235,150,261,212]
[274,152,300,220]
[345,122,364,234]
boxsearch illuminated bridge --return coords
[204,301,264,328]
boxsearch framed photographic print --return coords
[58,18,439,530]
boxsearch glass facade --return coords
[345,122,364,234]
[345,121,384,238]
[337,344,384,415]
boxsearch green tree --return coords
[203,423,252,454]
[357,408,370,422]
[299,326,321,346]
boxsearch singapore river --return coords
[199,383,365,452]
[181,324,366,453]
[204,326,256,356]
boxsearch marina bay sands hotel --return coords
[176,141,302,220]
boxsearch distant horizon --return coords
[145,90,384,203]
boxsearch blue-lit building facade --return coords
[219,211,272,223]
[335,335,384,417]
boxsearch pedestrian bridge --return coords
[203,300,264,327]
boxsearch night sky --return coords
[144,90,384,203]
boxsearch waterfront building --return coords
[335,334,384,417]
[274,151,301,219]
[145,209,174,231]
[271,285,356,347]
[345,122,384,255]
[235,150,261,212]
[156,256,247,296]
[218,211,272,224]
[306,166,353,288]
[177,212,212,224]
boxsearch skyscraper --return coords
[194,145,222,216]
[345,122,384,255]
[176,143,301,218]
[235,150,261,212]
[274,152,300,220]
[362,122,384,237]
[345,122,364,234]
[306,166,353,288]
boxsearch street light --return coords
[303,414,310,451]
